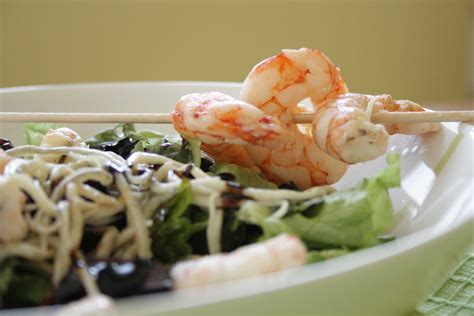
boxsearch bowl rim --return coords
[0,81,242,94]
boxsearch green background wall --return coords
[1,0,472,103]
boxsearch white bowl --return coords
[1,82,473,316]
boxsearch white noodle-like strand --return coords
[115,173,152,259]
[206,193,223,254]
[271,200,290,219]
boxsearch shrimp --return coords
[366,94,442,135]
[171,92,293,167]
[309,93,441,163]
[41,127,86,148]
[171,234,307,289]
[311,94,389,164]
[240,48,349,188]
[0,176,28,243]
[0,149,12,175]
[240,48,348,125]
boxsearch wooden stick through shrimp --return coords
[0,110,473,124]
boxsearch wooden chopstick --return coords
[0,112,173,124]
[295,110,474,124]
[0,111,473,124]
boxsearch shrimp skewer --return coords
[174,49,443,185]
[171,234,307,289]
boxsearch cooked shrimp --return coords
[311,95,389,164]
[0,149,12,175]
[240,48,348,125]
[240,48,349,188]
[373,96,442,135]
[0,176,28,243]
[41,127,86,148]
[172,92,293,148]
[171,92,293,168]
[171,234,307,289]
[310,93,441,163]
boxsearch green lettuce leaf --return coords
[150,178,207,263]
[0,259,52,307]
[284,153,400,249]
[236,201,293,240]
[0,261,14,305]
[86,123,203,164]
[187,138,202,167]
[85,123,138,146]
[234,154,400,251]
[306,249,351,264]
[210,162,278,189]
[24,123,60,145]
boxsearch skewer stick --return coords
[0,110,473,124]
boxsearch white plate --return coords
[0,82,473,316]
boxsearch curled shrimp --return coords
[310,93,442,164]
[365,94,442,135]
[311,94,390,164]
[240,48,349,188]
[240,48,348,125]
[309,93,442,164]
[171,92,293,167]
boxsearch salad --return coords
[0,122,400,310]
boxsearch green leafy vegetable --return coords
[235,154,400,252]
[284,153,400,249]
[167,178,193,221]
[0,259,52,307]
[236,201,293,240]
[86,123,202,165]
[150,179,207,263]
[210,162,278,189]
[187,138,202,167]
[24,123,60,146]
[86,123,138,147]
[306,249,351,264]
[0,261,14,305]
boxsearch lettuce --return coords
[210,162,278,189]
[86,123,203,164]
[236,154,400,251]
[236,201,292,240]
[306,249,351,264]
[0,259,52,307]
[86,123,138,146]
[283,153,400,249]
[24,123,60,146]
[150,179,208,263]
